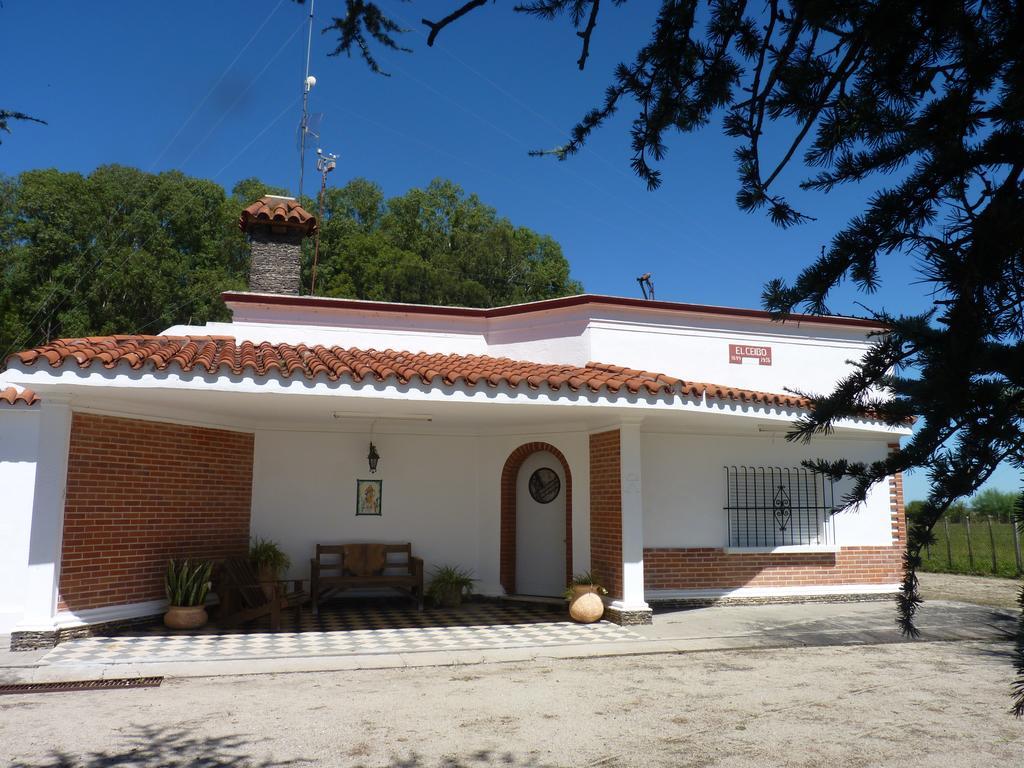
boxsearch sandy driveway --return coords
[2,576,1021,767]
[919,571,1022,611]
[3,638,1022,768]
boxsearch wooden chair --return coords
[216,558,308,631]
[310,543,424,614]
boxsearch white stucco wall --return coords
[249,428,591,596]
[0,410,40,632]
[587,311,873,397]
[196,296,878,401]
[641,432,894,549]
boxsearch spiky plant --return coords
[426,565,475,605]
[564,571,608,600]
[249,537,290,576]
[165,559,212,607]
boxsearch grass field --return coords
[920,518,1023,579]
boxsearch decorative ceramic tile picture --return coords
[356,479,382,516]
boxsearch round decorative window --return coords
[528,467,561,504]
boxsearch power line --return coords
[4,87,304,363]
[148,0,287,171]
[2,6,303,362]
[298,0,317,198]
[382,11,725,264]
[177,15,307,171]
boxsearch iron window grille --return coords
[723,466,837,548]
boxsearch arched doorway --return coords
[499,442,573,595]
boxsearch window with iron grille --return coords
[723,466,837,548]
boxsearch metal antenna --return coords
[310,148,338,294]
[298,0,316,199]
[636,273,655,300]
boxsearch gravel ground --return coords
[918,571,1022,611]
[2,640,1022,768]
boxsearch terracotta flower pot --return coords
[568,584,604,623]
[433,585,463,609]
[164,605,208,630]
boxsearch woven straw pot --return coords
[163,605,208,630]
[568,585,604,623]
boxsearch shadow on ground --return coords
[9,724,309,768]
[8,724,565,768]
[360,755,563,768]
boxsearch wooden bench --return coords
[310,543,424,614]
[216,557,308,631]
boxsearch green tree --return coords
[971,489,1018,525]
[319,0,1024,713]
[1,168,579,362]
[0,166,250,360]
[306,177,581,306]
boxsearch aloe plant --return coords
[426,565,475,607]
[563,571,609,600]
[165,559,212,607]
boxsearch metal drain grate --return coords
[0,677,163,695]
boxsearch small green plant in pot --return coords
[426,565,475,609]
[250,537,291,600]
[164,558,213,630]
[564,571,607,624]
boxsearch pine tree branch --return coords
[575,0,600,70]
[422,0,490,47]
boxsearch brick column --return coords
[589,421,652,626]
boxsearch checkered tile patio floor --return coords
[41,600,642,666]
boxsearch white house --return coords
[0,195,910,648]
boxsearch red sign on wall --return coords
[729,343,772,366]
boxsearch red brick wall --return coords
[58,413,254,612]
[499,442,573,594]
[589,430,623,599]
[888,443,907,546]
[643,546,903,590]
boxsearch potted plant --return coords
[250,537,291,600]
[564,571,608,623]
[164,558,213,629]
[426,565,476,608]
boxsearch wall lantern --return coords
[367,442,380,474]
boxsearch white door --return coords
[515,451,567,597]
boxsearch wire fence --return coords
[921,516,1024,579]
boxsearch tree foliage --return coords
[908,490,1017,524]
[0,166,251,361]
[0,167,578,363]
[320,0,1024,713]
[309,177,580,306]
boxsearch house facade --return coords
[0,196,909,647]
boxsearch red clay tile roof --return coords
[0,385,39,407]
[239,195,317,235]
[8,335,811,409]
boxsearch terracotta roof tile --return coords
[0,385,39,407]
[7,336,811,410]
[239,195,317,236]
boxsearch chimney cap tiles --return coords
[239,195,317,237]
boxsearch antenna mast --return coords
[311,148,338,295]
[298,0,316,199]
[636,273,655,300]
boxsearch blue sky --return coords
[0,1,1014,501]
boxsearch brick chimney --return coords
[238,195,317,295]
